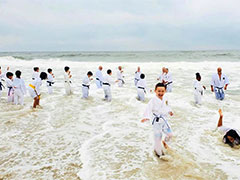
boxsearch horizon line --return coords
[0,49,240,53]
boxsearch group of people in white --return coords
[0,65,238,158]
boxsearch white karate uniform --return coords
[134,71,141,86]
[211,73,229,100]
[164,72,173,92]
[143,95,173,156]
[13,78,27,105]
[28,78,42,98]
[95,69,103,88]
[137,78,147,101]
[102,74,114,101]
[218,126,240,145]
[6,78,14,103]
[193,80,204,104]
[117,70,124,87]
[64,72,73,95]
[82,75,90,98]
[0,72,5,101]
[0,80,3,100]
[46,73,54,94]
[158,73,166,83]
[32,71,39,80]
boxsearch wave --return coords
[1,50,240,63]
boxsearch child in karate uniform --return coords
[193,73,206,105]
[13,70,27,105]
[0,66,6,101]
[32,67,40,80]
[82,71,93,99]
[102,69,115,102]
[46,68,55,94]
[64,66,73,95]
[6,72,14,103]
[137,73,148,101]
[29,72,47,108]
[141,83,174,157]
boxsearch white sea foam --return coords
[0,55,240,179]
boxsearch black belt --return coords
[215,87,223,89]
[166,81,172,85]
[138,86,146,93]
[118,79,125,84]
[103,83,110,86]
[82,84,90,88]
[65,81,72,83]
[135,78,140,81]
[0,82,4,90]
[47,81,54,86]
[8,87,12,96]
[96,78,101,81]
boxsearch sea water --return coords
[0,51,240,180]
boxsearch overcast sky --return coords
[0,0,240,51]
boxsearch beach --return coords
[0,51,240,180]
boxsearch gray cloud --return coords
[0,0,240,51]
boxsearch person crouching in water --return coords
[29,72,47,108]
[6,72,14,103]
[141,83,174,157]
[217,109,240,148]
[137,73,148,101]
[82,71,93,99]
[194,72,206,105]
[13,70,27,105]
[46,68,55,94]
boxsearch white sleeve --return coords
[35,81,42,95]
[117,71,120,79]
[143,80,149,92]
[143,99,153,120]
[21,80,27,95]
[164,96,172,113]
[224,75,229,85]
[159,74,162,81]
[109,76,114,84]
[211,74,215,86]
[166,101,172,113]
[218,126,230,135]
[168,73,172,82]
[64,73,67,81]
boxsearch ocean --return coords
[0,51,240,180]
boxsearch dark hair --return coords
[15,70,21,78]
[64,66,70,72]
[155,83,166,90]
[40,72,47,80]
[223,129,240,147]
[47,68,52,73]
[196,72,201,79]
[87,71,93,76]
[6,72,13,78]
[107,69,112,75]
[33,67,39,71]
[140,73,145,79]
